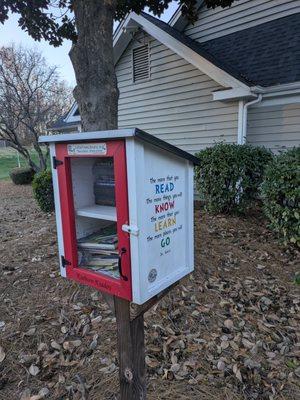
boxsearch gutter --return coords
[216,81,300,145]
[215,82,300,102]
[46,123,80,132]
[252,81,300,96]
[238,94,263,145]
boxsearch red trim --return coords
[55,140,132,300]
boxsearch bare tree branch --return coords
[0,44,73,172]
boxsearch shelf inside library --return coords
[76,205,117,221]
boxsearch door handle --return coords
[118,247,128,281]
[122,224,139,236]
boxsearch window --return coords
[132,45,150,83]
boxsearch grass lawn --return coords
[0,147,47,180]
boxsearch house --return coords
[51,0,300,154]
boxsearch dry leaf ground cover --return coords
[0,180,299,400]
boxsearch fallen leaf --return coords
[91,315,102,325]
[257,264,266,270]
[89,338,98,350]
[99,363,117,374]
[221,340,229,350]
[145,356,160,368]
[170,363,180,373]
[61,326,68,334]
[37,343,48,352]
[37,387,50,398]
[232,364,243,383]
[217,360,226,371]
[50,340,61,351]
[19,354,39,366]
[29,364,40,376]
[20,389,31,400]
[224,319,234,330]
[0,347,5,363]
[24,327,36,336]
[63,339,82,352]
[242,338,254,349]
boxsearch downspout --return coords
[235,93,262,203]
[239,94,263,145]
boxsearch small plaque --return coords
[148,268,157,283]
[68,143,107,156]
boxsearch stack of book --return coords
[93,159,116,206]
[77,224,119,279]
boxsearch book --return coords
[78,249,118,264]
[82,264,120,280]
[93,159,116,206]
[78,238,117,250]
[84,257,119,267]
[87,249,119,256]
[77,224,120,279]
[78,225,118,250]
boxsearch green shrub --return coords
[195,143,273,213]
[9,167,35,185]
[32,170,54,213]
[261,147,300,247]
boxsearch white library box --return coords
[39,128,199,304]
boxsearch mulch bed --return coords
[0,181,299,400]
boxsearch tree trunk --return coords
[33,142,47,171]
[69,0,119,132]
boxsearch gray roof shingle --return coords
[200,13,300,87]
[141,11,300,87]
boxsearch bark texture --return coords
[70,0,119,131]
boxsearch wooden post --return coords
[111,283,179,398]
[131,312,146,399]
[114,297,146,400]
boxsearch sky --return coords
[0,3,178,87]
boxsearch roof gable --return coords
[115,10,300,89]
[49,102,80,131]
[140,12,253,86]
[114,11,250,90]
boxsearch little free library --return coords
[39,128,199,305]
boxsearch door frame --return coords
[55,139,132,300]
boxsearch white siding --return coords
[247,103,300,152]
[184,0,300,43]
[116,35,239,154]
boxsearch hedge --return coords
[32,170,55,213]
[195,143,273,214]
[261,147,300,247]
[9,167,35,185]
